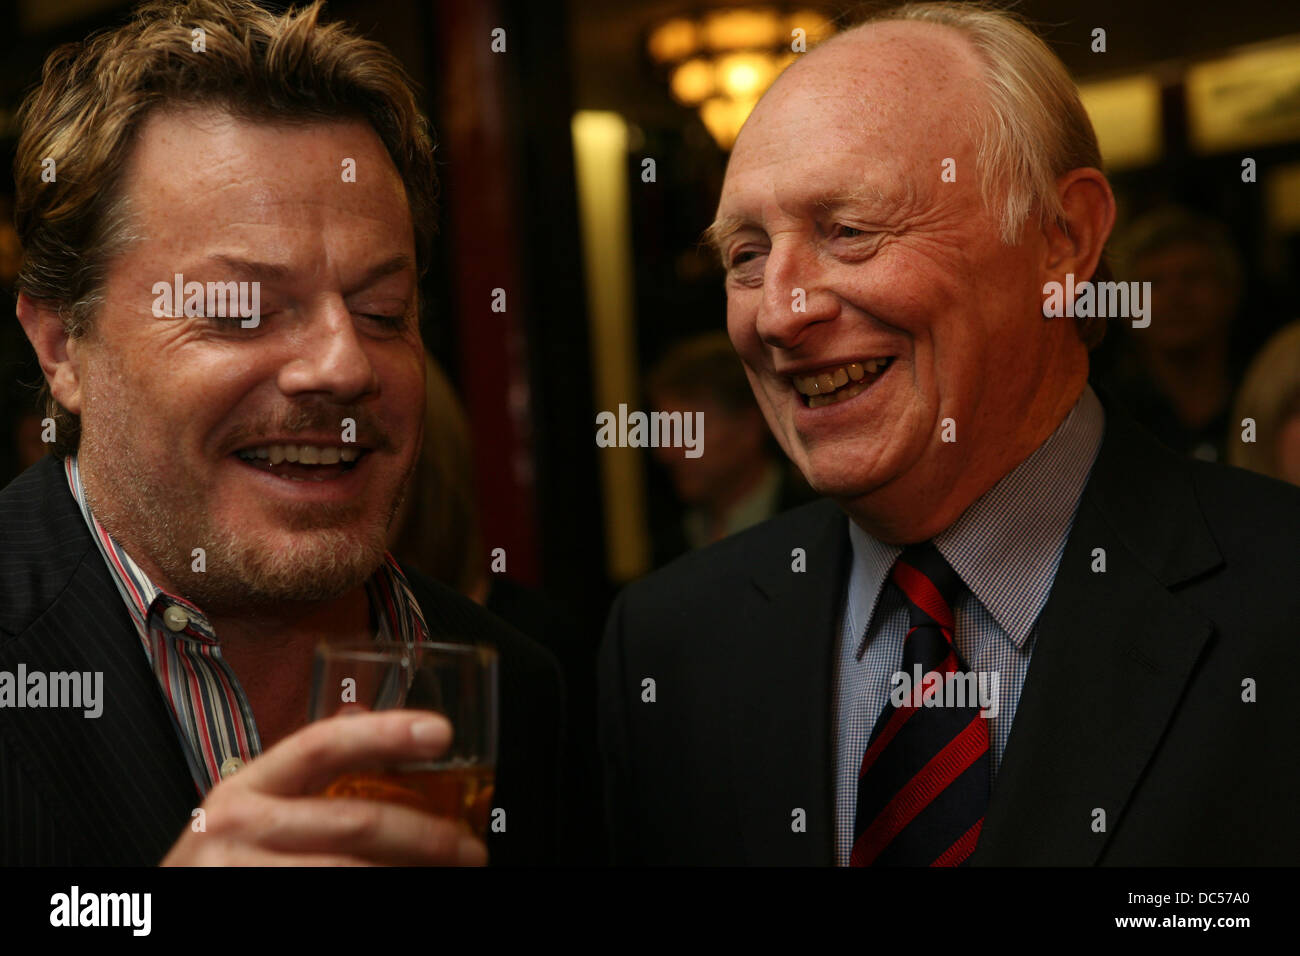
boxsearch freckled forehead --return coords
[719,20,986,213]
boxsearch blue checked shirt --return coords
[833,384,1105,865]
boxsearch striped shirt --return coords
[833,384,1105,865]
[64,454,429,797]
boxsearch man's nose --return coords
[276,299,379,403]
[755,240,836,349]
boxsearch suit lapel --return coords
[972,400,1222,865]
[724,499,849,864]
[0,459,195,864]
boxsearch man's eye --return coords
[206,314,254,327]
[833,224,868,239]
[729,250,766,268]
[361,313,407,329]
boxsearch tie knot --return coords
[890,541,964,632]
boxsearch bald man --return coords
[598,4,1300,866]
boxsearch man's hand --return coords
[162,710,488,866]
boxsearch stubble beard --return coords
[79,424,411,615]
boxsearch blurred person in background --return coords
[389,353,485,600]
[646,332,815,566]
[1103,206,1247,461]
[389,352,603,863]
[1228,320,1300,486]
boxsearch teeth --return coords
[793,358,892,396]
[236,443,361,466]
[808,380,870,408]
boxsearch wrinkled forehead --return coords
[721,21,987,201]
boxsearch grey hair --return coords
[846,2,1104,246]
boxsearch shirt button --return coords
[163,605,190,632]
[219,757,245,779]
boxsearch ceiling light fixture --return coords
[647,7,835,149]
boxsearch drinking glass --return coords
[309,641,498,837]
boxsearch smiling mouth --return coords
[792,357,894,408]
[231,443,368,482]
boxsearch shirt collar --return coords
[845,383,1105,654]
[64,454,205,646]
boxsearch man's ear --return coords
[16,292,85,415]
[1040,167,1116,286]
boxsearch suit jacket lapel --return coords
[0,458,195,864]
[972,399,1222,865]
[725,499,849,865]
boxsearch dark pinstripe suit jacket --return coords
[0,455,563,865]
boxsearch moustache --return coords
[223,403,395,453]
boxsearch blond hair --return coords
[1229,321,1300,481]
[844,2,1109,348]
[14,0,438,458]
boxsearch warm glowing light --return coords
[699,96,760,149]
[1077,75,1163,170]
[648,18,698,63]
[701,9,781,51]
[570,111,651,580]
[717,52,775,98]
[670,58,715,105]
[647,6,837,148]
[1187,39,1300,152]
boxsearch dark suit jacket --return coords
[0,455,563,866]
[599,394,1300,865]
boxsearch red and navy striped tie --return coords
[851,541,989,866]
